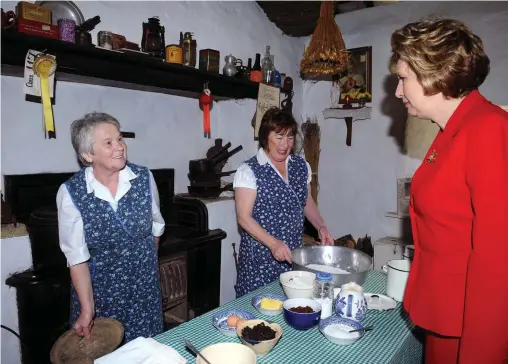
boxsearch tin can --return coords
[98,31,113,50]
[58,18,76,43]
[165,45,183,64]
[199,49,220,73]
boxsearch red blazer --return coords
[404,90,508,363]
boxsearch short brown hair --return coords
[258,108,298,150]
[389,17,490,98]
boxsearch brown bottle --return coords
[249,53,262,83]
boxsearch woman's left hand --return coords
[318,226,334,246]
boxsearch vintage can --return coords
[97,31,113,50]
[16,1,52,25]
[199,49,220,73]
[165,45,183,64]
[57,18,76,43]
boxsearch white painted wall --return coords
[0,2,304,363]
[301,1,508,243]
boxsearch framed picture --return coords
[338,46,372,104]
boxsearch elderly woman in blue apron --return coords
[56,112,165,342]
[233,108,334,297]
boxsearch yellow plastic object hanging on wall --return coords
[33,55,57,139]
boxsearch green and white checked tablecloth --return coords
[154,271,423,364]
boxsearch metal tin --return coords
[57,18,75,43]
[97,30,113,50]
[17,1,52,25]
[199,49,220,73]
[17,17,58,39]
[165,45,182,64]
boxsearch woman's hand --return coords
[73,310,94,339]
[318,226,334,246]
[270,240,292,264]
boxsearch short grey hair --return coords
[71,112,121,166]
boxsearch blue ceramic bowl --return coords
[251,293,287,316]
[282,298,322,330]
[212,309,255,337]
[319,316,365,345]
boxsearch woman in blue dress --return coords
[233,108,334,297]
[56,112,165,342]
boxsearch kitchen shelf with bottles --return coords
[0,30,271,101]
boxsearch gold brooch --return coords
[426,150,438,163]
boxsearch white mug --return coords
[382,259,411,302]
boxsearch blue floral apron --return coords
[65,162,163,343]
[235,155,308,298]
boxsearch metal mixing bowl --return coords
[291,246,373,288]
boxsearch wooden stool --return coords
[50,318,124,364]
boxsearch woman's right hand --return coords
[270,240,292,264]
[73,310,94,339]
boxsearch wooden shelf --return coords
[1,31,259,100]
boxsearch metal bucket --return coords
[291,246,373,288]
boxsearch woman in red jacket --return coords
[389,18,508,363]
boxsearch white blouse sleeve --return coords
[233,163,257,190]
[149,170,165,237]
[56,184,90,267]
[306,161,313,184]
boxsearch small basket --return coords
[50,318,124,364]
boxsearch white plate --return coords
[364,293,397,311]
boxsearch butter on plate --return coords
[260,298,283,310]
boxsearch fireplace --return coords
[3,168,225,364]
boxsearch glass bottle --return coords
[245,58,252,80]
[261,46,274,85]
[249,53,262,83]
[312,272,334,319]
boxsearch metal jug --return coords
[223,54,237,77]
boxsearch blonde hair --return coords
[389,17,490,98]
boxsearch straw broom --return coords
[301,117,321,204]
[300,1,349,76]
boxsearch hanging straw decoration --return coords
[301,116,321,204]
[300,1,349,77]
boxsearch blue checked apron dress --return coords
[235,155,309,298]
[65,162,163,343]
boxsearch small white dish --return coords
[212,309,255,337]
[251,293,286,316]
[364,293,397,311]
[319,317,365,346]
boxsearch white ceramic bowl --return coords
[279,270,316,299]
[319,316,365,346]
[196,342,257,364]
[251,293,286,316]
